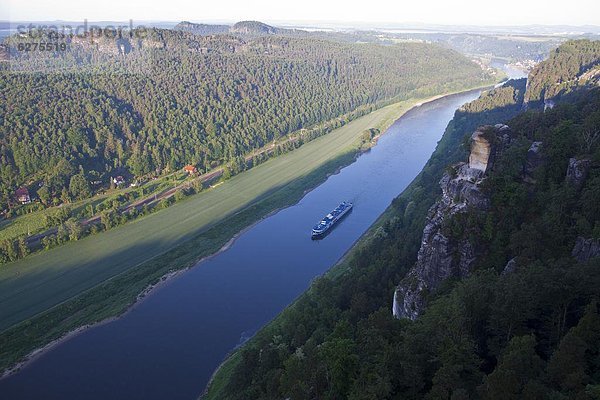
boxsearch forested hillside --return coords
[0,27,490,210]
[525,39,600,104]
[205,40,600,400]
[392,32,563,62]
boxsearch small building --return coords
[183,165,198,175]
[15,187,31,204]
[112,176,125,186]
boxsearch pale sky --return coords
[3,0,600,26]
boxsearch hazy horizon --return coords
[3,0,600,27]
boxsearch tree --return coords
[1,240,18,262]
[100,210,118,230]
[37,186,50,205]
[426,337,483,400]
[547,302,600,394]
[69,173,91,200]
[41,235,56,250]
[56,223,69,243]
[479,335,545,400]
[65,218,83,241]
[17,237,29,258]
[579,128,599,153]
[60,187,70,204]
[320,337,359,398]
[174,189,186,202]
[222,166,232,180]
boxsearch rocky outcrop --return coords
[469,130,493,172]
[572,237,600,263]
[502,257,518,275]
[468,124,511,173]
[392,165,486,320]
[392,126,511,320]
[566,158,591,189]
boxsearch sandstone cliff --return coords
[393,125,512,320]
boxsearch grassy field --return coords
[0,97,418,333]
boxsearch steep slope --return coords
[525,39,600,106]
[393,40,600,322]
[393,124,511,320]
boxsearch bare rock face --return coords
[392,126,512,320]
[469,130,493,172]
[572,237,600,263]
[566,158,591,189]
[468,124,512,173]
[393,165,487,319]
[502,257,518,275]
[443,164,489,209]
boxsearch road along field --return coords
[0,96,422,333]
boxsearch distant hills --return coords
[174,21,230,35]
[175,20,296,36]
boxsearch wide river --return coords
[1,89,486,399]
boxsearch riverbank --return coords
[0,94,416,332]
[0,84,493,378]
[0,199,291,380]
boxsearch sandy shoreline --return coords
[1,84,490,383]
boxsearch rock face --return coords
[469,130,493,172]
[392,165,486,320]
[502,257,518,275]
[468,124,511,172]
[566,158,591,189]
[572,237,600,263]
[392,125,510,320]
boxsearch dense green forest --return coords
[205,41,600,399]
[0,27,490,211]
[525,40,600,104]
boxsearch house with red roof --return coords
[183,165,198,175]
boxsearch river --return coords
[490,58,529,80]
[0,90,486,399]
